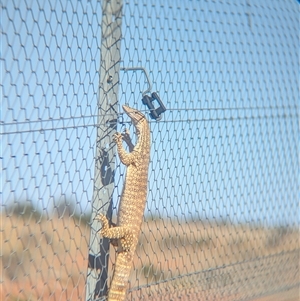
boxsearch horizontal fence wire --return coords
[127,250,299,299]
[2,106,298,135]
[2,0,299,301]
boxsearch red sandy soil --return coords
[1,214,299,301]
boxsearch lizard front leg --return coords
[97,213,135,252]
[113,132,137,166]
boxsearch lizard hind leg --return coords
[97,213,110,233]
[97,214,134,252]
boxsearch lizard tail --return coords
[108,251,133,301]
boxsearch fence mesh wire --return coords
[1,0,299,300]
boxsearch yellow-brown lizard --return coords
[97,105,151,301]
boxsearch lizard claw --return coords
[113,132,123,144]
[97,213,109,235]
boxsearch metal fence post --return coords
[85,0,123,300]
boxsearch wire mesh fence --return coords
[1,0,299,300]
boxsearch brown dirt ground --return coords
[1,214,299,301]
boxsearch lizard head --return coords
[122,105,146,133]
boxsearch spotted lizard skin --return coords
[98,105,151,301]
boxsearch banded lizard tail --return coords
[98,105,151,301]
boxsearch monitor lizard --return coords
[97,105,151,301]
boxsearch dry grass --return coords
[1,214,89,301]
[1,214,299,301]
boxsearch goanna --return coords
[98,105,151,301]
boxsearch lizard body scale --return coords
[98,105,151,301]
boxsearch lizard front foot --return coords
[113,132,123,144]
